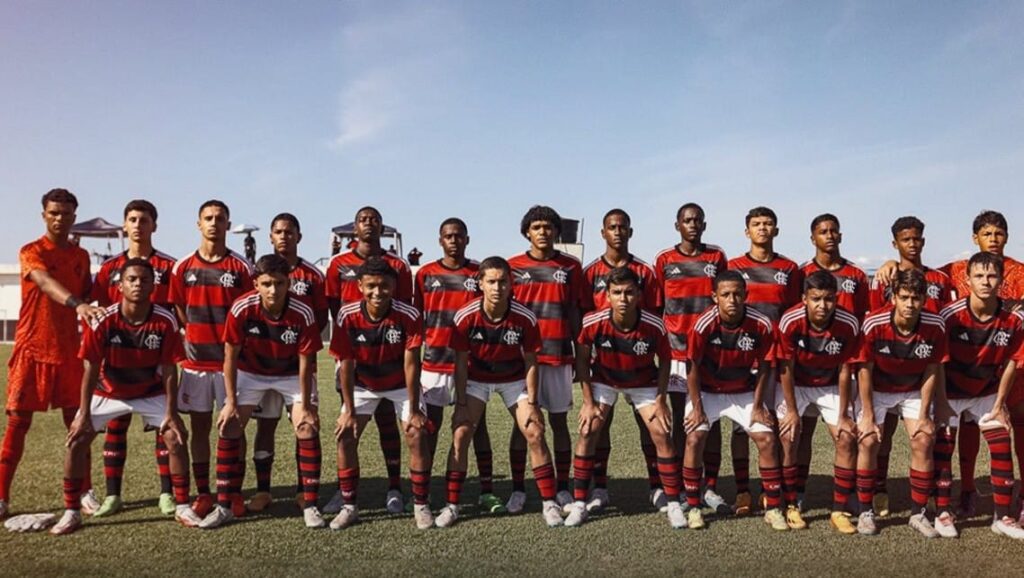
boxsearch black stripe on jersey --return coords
[250,354,298,374]
[599,366,656,386]
[104,365,160,387]
[424,309,457,330]
[186,306,229,325]
[799,365,839,381]
[591,333,655,357]
[185,342,224,363]
[788,333,854,356]
[526,301,565,321]
[741,266,791,285]
[950,325,1006,347]
[661,260,719,279]
[514,266,569,285]
[420,273,475,293]
[946,359,998,383]
[180,266,246,289]
[664,295,714,317]
[540,337,574,358]
[873,369,920,388]
[350,323,407,348]
[242,319,304,343]
[470,357,525,378]
[706,328,767,353]
[424,345,454,366]
[357,359,405,382]
[107,328,167,351]
[700,360,755,385]
[873,339,936,361]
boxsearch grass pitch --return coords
[1,344,1023,576]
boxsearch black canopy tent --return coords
[331,222,403,257]
[71,217,124,262]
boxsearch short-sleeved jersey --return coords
[12,236,92,364]
[940,257,1024,301]
[170,250,253,371]
[855,308,948,394]
[579,309,670,389]
[223,292,322,377]
[287,258,329,323]
[687,307,775,394]
[414,259,480,374]
[451,298,541,384]
[329,300,422,391]
[728,253,802,324]
[90,250,177,309]
[800,259,870,319]
[655,244,728,359]
[776,304,861,388]
[868,266,953,314]
[940,298,1024,399]
[324,250,413,306]
[508,251,585,366]
[582,255,661,313]
[79,304,181,400]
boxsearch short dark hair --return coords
[713,270,746,292]
[478,256,511,279]
[119,257,154,278]
[972,210,1008,235]
[890,216,924,238]
[124,199,158,221]
[271,212,301,233]
[603,208,630,228]
[745,206,777,227]
[606,266,639,289]
[439,217,468,235]
[676,202,705,221]
[968,251,1004,277]
[520,205,562,238]
[199,199,230,218]
[41,188,78,209]
[357,256,397,279]
[810,213,839,232]
[254,254,291,277]
[892,268,927,297]
[804,270,838,293]
[355,206,382,221]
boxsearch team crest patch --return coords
[632,339,649,355]
[144,333,163,350]
[281,328,298,345]
[463,278,478,292]
[840,279,857,294]
[913,342,934,359]
[773,271,789,285]
[824,338,843,355]
[291,279,309,296]
[219,272,237,287]
[993,331,1011,347]
[502,328,521,345]
[703,263,718,277]
[552,269,568,284]
[927,284,940,299]
[385,326,403,344]
[737,333,755,352]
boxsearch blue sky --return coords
[2,1,1022,269]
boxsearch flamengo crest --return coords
[737,334,755,352]
[144,333,162,350]
[385,327,403,345]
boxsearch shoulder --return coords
[833,308,861,335]
[385,253,412,271]
[939,298,968,321]
[153,250,177,265]
[297,258,326,280]
[337,302,362,325]
[454,299,483,325]
[920,311,946,332]
[555,251,583,268]
[639,311,667,334]
[392,300,420,321]
[90,303,121,331]
[581,309,607,328]
[287,298,317,325]
[582,257,602,274]
[510,301,538,325]
[746,308,774,333]
[226,251,254,274]
[694,307,719,333]
[778,305,806,333]
[172,252,196,274]
[229,291,261,316]
[152,304,181,331]
[862,310,891,334]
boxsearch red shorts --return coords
[5,352,82,412]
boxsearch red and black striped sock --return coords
[782,465,799,505]
[958,422,981,493]
[171,473,190,505]
[509,447,527,493]
[554,450,572,493]
[656,457,681,502]
[155,434,172,494]
[702,447,721,492]
[193,461,211,496]
[832,466,855,511]
[63,477,83,510]
[215,437,241,508]
[533,463,557,501]
[933,428,955,511]
[572,454,595,502]
[338,467,359,504]
[874,453,890,495]
[1012,417,1024,482]
[297,438,321,507]
[474,449,494,494]
[642,441,660,490]
[761,467,782,509]
[796,464,810,496]
[984,428,1015,519]
[376,412,403,492]
[0,412,33,502]
[103,415,131,496]
[856,469,876,512]
[445,470,466,505]
[683,466,703,508]
[733,457,750,494]
[410,469,430,506]
[253,451,274,493]
[295,439,303,496]
[909,468,933,513]
[593,445,610,490]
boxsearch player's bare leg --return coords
[330,413,374,530]
[437,395,490,527]
[188,411,215,517]
[507,426,529,512]
[874,413,899,516]
[902,416,938,538]
[291,402,324,528]
[632,407,664,509]
[51,426,98,535]
[514,402,561,527]
[249,416,278,512]
[750,431,787,531]
[374,401,404,513]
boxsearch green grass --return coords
[1,343,1023,576]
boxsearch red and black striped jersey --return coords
[579,308,669,389]
[451,298,541,384]
[287,258,329,322]
[776,304,861,388]
[799,258,870,319]
[868,266,953,314]
[79,304,182,400]
[223,292,322,377]
[414,259,480,374]
[582,255,660,313]
[170,251,253,371]
[655,244,728,359]
[940,298,1024,399]
[855,308,948,394]
[91,250,177,309]
[728,253,803,324]
[329,300,422,391]
[324,250,413,306]
[940,257,1024,301]
[687,307,775,394]
[508,251,585,366]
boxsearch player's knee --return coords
[295,422,317,440]
[859,432,879,453]
[753,432,778,455]
[909,435,934,455]
[686,430,707,450]
[835,431,856,456]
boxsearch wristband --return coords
[65,295,83,309]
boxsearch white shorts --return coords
[89,395,167,431]
[668,359,687,394]
[252,390,286,420]
[421,369,454,408]
[592,383,660,410]
[343,386,422,423]
[685,391,773,434]
[775,384,848,427]
[467,379,528,409]
[856,390,928,424]
[948,394,1003,429]
[236,370,318,410]
[538,364,573,413]
[178,369,226,413]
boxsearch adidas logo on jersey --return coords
[669,267,681,276]
[249,326,261,335]
[600,340,613,349]
[959,332,970,342]
[186,273,198,284]
[356,334,367,343]
[110,335,122,344]
[711,337,722,345]
[472,331,485,341]
[431,279,442,289]
[879,345,891,354]
[344,269,357,278]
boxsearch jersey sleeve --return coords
[577,320,595,348]
[397,265,414,305]
[774,325,795,361]
[685,325,705,364]
[404,312,423,350]
[299,317,324,356]
[786,266,804,310]
[79,320,104,363]
[571,262,588,310]
[161,323,183,365]
[655,326,671,360]
[851,326,873,365]
[643,267,662,311]
[868,284,887,312]
[413,268,426,311]
[523,319,542,354]
[329,317,353,360]
[451,318,470,353]
[853,274,870,319]
[170,263,186,307]
[19,243,46,280]
[90,264,112,305]
[324,259,341,300]
[312,277,330,319]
